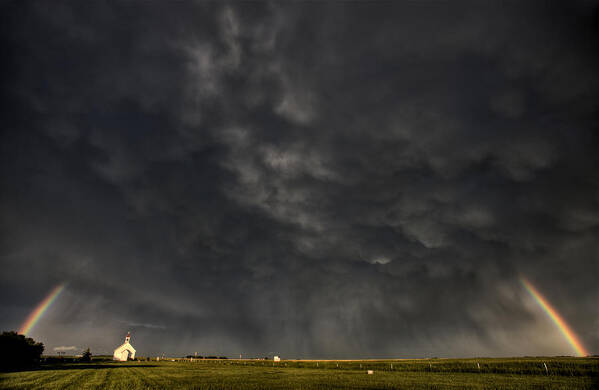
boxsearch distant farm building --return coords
[113,332,136,361]
[274,356,281,362]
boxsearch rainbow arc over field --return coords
[520,277,589,357]
[19,283,66,335]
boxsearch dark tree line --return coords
[0,331,44,371]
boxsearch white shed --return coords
[273,356,281,362]
[113,332,136,361]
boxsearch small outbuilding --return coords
[113,332,136,361]
[273,356,281,362]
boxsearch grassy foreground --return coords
[1,357,597,390]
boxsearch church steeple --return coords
[114,331,136,361]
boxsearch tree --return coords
[80,347,92,363]
[0,331,44,371]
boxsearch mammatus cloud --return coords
[0,1,597,358]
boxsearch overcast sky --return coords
[1,1,598,358]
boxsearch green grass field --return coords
[1,357,597,389]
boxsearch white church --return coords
[113,332,136,361]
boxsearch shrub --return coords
[80,348,92,363]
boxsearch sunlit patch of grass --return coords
[1,357,597,389]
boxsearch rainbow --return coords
[520,277,588,357]
[19,284,66,335]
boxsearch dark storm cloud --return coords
[1,1,598,357]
